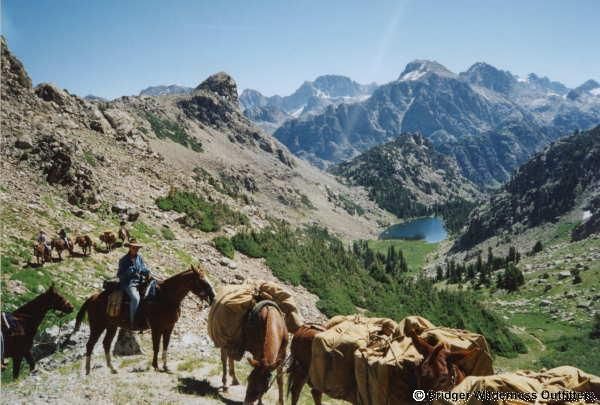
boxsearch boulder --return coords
[15,134,33,149]
[35,83,68,105]
[557,271,571,280]
[539,299,552,307]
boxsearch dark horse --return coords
[73,265,215,374]
[75,235,93,256]
[51,237,73,260]
[1,285,74,378]
[287,326,478,404]
[221,301,288,405]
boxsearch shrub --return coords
[144,112,203,152]
[161,226,175,240]
[156,189,248,232]
[230,224,525,356]
[213,236,234,259]
[231,232,265,258]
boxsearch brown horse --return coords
[33,242,51,265]
[75,235,93,256]
[51,237,73,260]
[73,265,215,374]
[99,231,117,252]
[221,301,288,405]
[1,285,74,378]
[118,227,130,245]
[410,333,479,392]
[287,324,326,405]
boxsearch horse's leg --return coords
[85,326,104,375]
[161,329,172,372]
[103,326,118,374]
[228,355,239,385]
[289,371,308,405]
[12,355,23,378]
[25,350,35,372]
[310,388,323,405]
[151,329,161,371]
[276,364,284,405]
[220,349,228,390]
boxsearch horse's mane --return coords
[159,268,196,288]
[13,292,48,316]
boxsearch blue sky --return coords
[2,0,598,99]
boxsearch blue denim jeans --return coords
[123,285,140,326]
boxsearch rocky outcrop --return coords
[1,36,32,94]
[195,72,239,104]
[331,133,480,230]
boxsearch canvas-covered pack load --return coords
[399,315,494,376]
[308,315,400,403]
[433,366,600,405]
[354,315,494,405]
[207,281,303,359]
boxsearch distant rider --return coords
[36,230,51,255]
[117,239,150,328]
[58,228,71,250]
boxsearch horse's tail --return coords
[73,296,92,332]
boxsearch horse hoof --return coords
[232,380,240,386]
[110,368,118,374]
[163,366,170,373]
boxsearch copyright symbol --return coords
[413,389,426,402]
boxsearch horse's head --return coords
[410,333,477,392]
[45,284,74,314]
[189,265,215,304]
[245,357,278,404]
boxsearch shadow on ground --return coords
[177,377,242,404]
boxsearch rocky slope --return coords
[330,133,480,229]
[455,125,600,250]
[0,35,374,402]
[273,60,599,186]
[239,75,376,133]
[1,37,393,242]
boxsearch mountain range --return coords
[272,60,600,186]
[239,75,377,133]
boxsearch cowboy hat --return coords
[125,239,143,248]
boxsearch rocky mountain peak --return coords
[576,79,600,92]
[195,72,239,104]
[460,62,516,93]
[526,73,569,95]
[398,59,455,81]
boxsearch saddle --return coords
[1,312,25,336]
[103,279,160,318]
[246,300,281,329]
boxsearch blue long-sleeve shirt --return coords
[117,254,150,288]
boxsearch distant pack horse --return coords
[75,235,93,256]
[73,265,215,374]
[98,231,116,252]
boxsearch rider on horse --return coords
[117,239,150,328]
[59,228,72,250]
[36,230,51,255]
